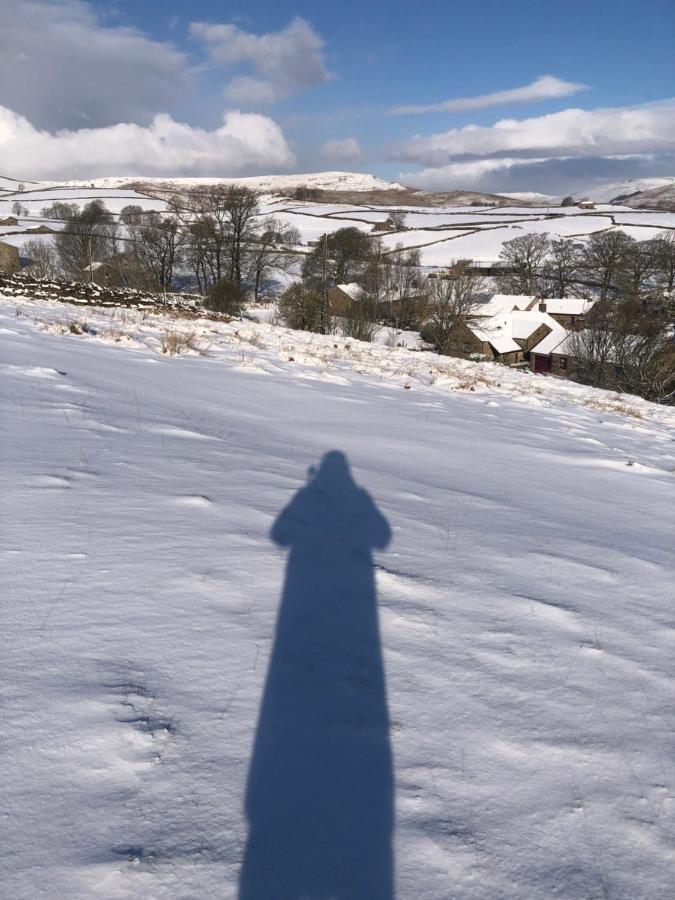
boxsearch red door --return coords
[533,355,551,373]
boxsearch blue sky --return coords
[1,0,674,192]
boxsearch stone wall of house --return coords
[550,352,575,377]
[445,323,489,359]
[516,323,551,352]
[548,312,586,330]
[0,241,20,273]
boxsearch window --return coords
[463,343,472,353]
[559,357,568,370]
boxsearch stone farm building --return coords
[444,294,596,374]
[328,283,365,316]
[0,240,20,273]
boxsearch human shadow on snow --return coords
[239,451,394,899]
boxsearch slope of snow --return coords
[34,172,406,194]
[2,296,674,899]
[585,178,675,204]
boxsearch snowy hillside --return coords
[585,177,675,204]
[2,294,674,899]
[31,171,406,194]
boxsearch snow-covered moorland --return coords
[2,295,674,899]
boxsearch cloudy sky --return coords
[0,0,673,193]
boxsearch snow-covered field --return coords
[2,295,674,899]
[3,177,675,267]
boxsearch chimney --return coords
[538,300,547,313]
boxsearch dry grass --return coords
[160,330,200,355]
[456,373,496,391]
[583,398,643,419]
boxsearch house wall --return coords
[516,323,551,352]
[328,287,351,316]
[548,312,585,330]
[495,349,523,366]
[445,323,491,360]
[0,241,20,273]
[550,352,575,378]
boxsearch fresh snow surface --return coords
[2,295,674,900]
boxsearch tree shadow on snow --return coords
[239,450,394,899]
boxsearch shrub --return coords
[278,283,331,333]
[204,278,245,316]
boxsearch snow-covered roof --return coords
[530,328,570,356]
[335,283,365,301]
[487,334,522,354]
[509,310,561,339]
[468,320,522,354]
[541,297,595,316]
[475,294,537,317]
[468,308,562,354]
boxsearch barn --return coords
[0,240,21,273]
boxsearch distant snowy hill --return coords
[496,191,558,204]
[36,171,406,195]
[585,177,675,205]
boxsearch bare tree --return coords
[421,260,485,352]
[579,230,633,300]
[386,211,407,230]
[22,239,61,278]
[611,302,675,401]
[181,184,259,288]
[51,200,118,279]
[652,232,675,292]
[616,239,657,300]
[542,239,581,297]
[371,244,423,329]
[121,205,181,292]
[569,301,675,401]
[11,201,28,217]
[568,304,617,388]
[498,232,550,294]
[245,217,297,302]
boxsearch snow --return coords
[475,295,536,316]
[2,181,673,272]
[585,177,675,204]
[541,298,595,316]
[335,283,365,301]
[34,172,406,194]
[529,329,570,356]
[3,295,675,898]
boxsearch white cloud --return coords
[0,0,190,129]
[321,138,363,161]
[393,99,675,166]
[190,17,329,104]
[390,75,587,115]
[405,157,558,188]
[0,106,295,180]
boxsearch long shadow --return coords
[239,451,394,899]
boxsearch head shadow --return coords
[239,451,394,899]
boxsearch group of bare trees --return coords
[22,187,299,306]
[499,230,675,301]
[570,301,675,402]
